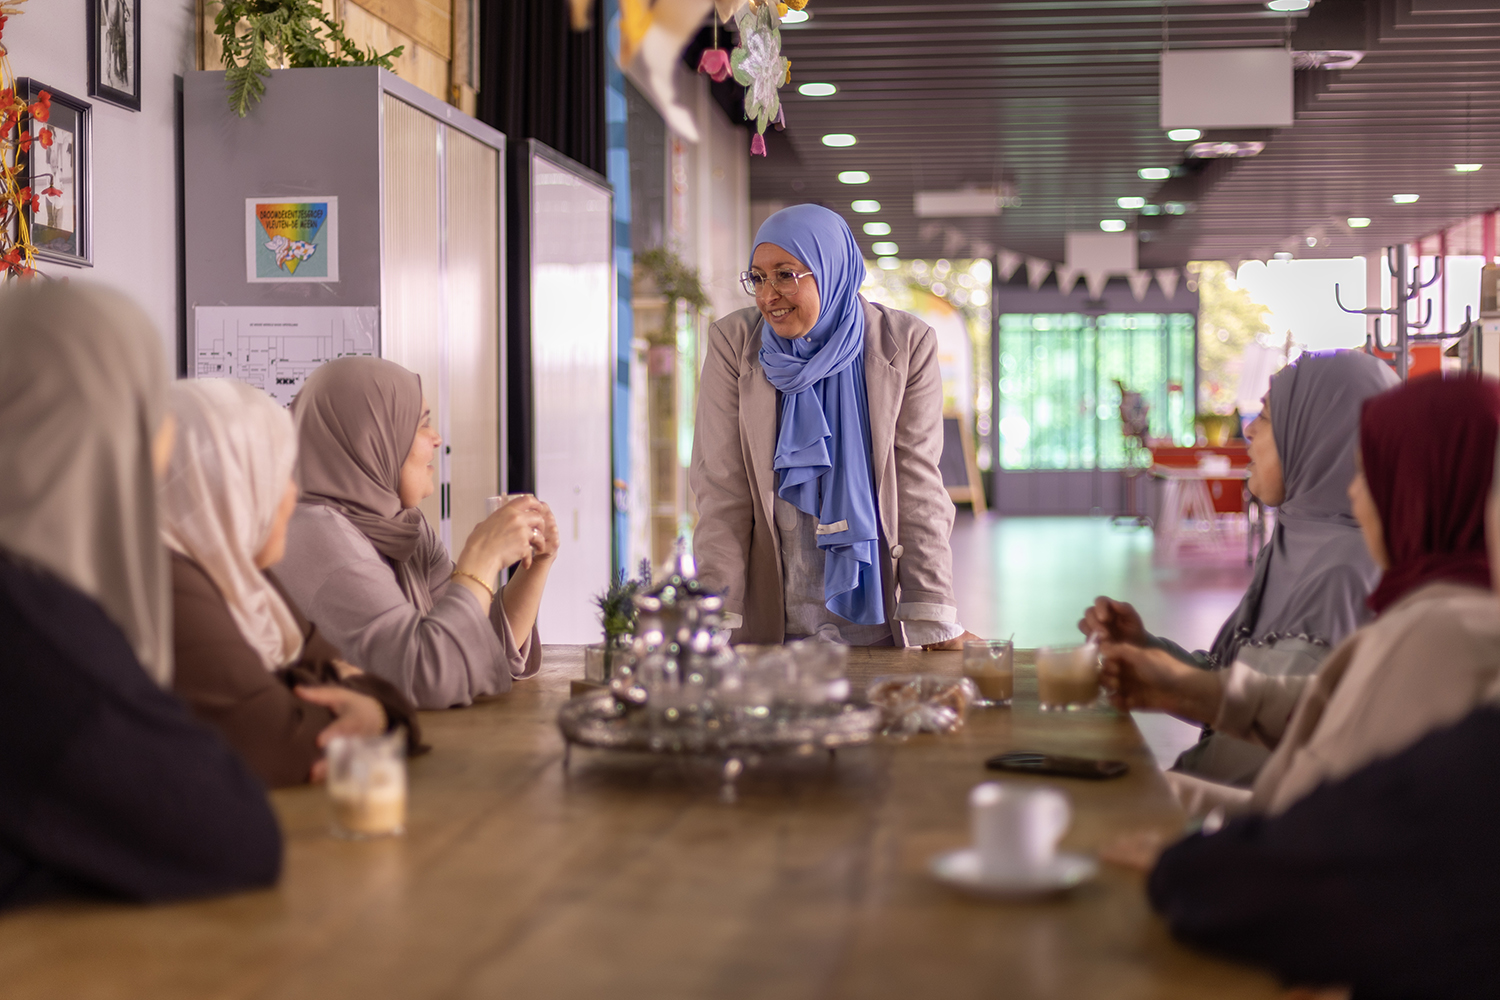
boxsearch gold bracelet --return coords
[451,570,495,600]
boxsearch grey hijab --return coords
[0,282,173,684]
[1207,350,1399,667]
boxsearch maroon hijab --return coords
[1362,373,1500,614]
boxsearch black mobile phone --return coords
[984,751,1129,780]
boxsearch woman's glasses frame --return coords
[739,267,813,298]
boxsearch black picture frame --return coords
[88,0,140,112]
[17,80,92,268]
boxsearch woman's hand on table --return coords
[922,629,982,651]
[297,685,390,782]
[1098,641,1224,725]
[1079,597,1149,645]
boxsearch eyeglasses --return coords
[739,267,813,297]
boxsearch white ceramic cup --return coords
[485,493,530,516]
[969,782,1070,878]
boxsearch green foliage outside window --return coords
[997,312,1196,469]
[1192,261,1275,414]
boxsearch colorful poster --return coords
[245,196,339,282]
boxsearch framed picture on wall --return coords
[88,0,140,111]
[17,81,92,268]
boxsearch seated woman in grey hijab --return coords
[0,283,280,909]
[1079,350,1398,783]
[274,357,555,710]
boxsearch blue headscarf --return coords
[755,204,885,625]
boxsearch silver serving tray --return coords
[556,689,883,756]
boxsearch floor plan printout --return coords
[194,306,379,405]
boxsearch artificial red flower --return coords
[697,48,731,83]
[0,15,9,42]
[3,246,21,266]
[42,186,60,197]
[0,114,17,138]
[28,91,50,123]
[0,88,13,106]
[17,129,30,152]
[18,186,37,213]
[38,128,51,148]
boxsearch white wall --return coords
[7,0,196,365]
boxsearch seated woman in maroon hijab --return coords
[1141,376,1500,997]
[1102,373,1500,819]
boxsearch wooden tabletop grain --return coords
[0,646,1280,1000]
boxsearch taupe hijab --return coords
[291,357,434,614]
[0,282,173,685]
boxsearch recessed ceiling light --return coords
[877,256,900,270]
[1164,201,1188,215]
[1266,0,1311,10]
[1117,196,1147,210]
[871,241,899,255]
[1138,167,1171,181]
[851,199,881,213]
[821,133,856,147]
[1306,236,1318,247]
[838,170,870,185]
[1166,128,1202,142]
[1392,193,1419,204]
[798,82,837,97]
[1273,251,1295,260]
[1347,217,1371,228]
[781,8,810,23]
[1100,219,1127,232]
[1141,205,1162,216]
[1457,163,1483,172]
[863,221,891,236]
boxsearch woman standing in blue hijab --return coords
[690,204,977,648]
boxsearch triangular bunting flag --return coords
[1084,269,1109,300]
[1126,270,1153,301]
[1154,268,1180,300]
[998,249,1023,282]
[1026,256,1052,290]
[1056,264,1081,295]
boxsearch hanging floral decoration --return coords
[731,0,793,157]
[0,1,45,281]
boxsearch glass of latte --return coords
[962,639,1015,707]
[327,733,407,839]
[1035,642,1102,711]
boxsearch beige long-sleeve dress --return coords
[274,505,540,710]
[1168,581,1500,817]
[689,299,962,646]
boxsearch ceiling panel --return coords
[748,0,1500,267]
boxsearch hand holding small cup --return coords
[1079,597,1149,646]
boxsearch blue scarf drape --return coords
[755,204,885,624]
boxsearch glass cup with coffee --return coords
[485,493,530,516]
[327,733,407,839]
[1035,641,1102,711]
[962,638,1015,707]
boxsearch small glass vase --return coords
[585,635,635,683]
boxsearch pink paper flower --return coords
[697,49,731,83]
[751,133,766,156]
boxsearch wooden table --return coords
[0,647,1280,999]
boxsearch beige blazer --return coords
[689,299,958,645]
[1173,582,1500,818]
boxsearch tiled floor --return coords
[948,513,1257,768]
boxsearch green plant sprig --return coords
[215,0,404,118]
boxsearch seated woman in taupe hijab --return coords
[161,379,421,787]
[274,357,555,710]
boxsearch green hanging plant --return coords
[214,0,404,118]
[635,246,711,348]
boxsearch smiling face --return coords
[397,398,441,509]
[1244,394,1286,506]
[751,242,821,340]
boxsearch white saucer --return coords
[929,848,1098,899]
